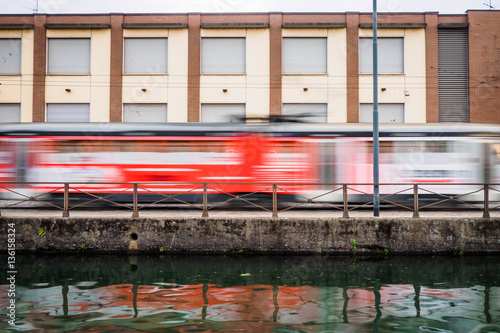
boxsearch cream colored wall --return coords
[45,28,111,122]
[0,29,34,122]
[281,28,348,122]
[358,28,426,123]
[122,28,188,122]
[200,28,270,120]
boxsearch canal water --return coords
[0,254,499,332]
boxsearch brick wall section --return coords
[187,14,201,122]
[359,13,426,24]
[32,15,46,122]
[425,13,439,123]
[201,13,269,24]
[282,13,346,24]
[269,13,282,116]
[45,14,111,24]
[467,11,500,124]
[110,14,123,122]
[346,13,359,123]
[123,14,188,24]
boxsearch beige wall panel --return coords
[45,76,91,103]
[358,28,426,123]
[0,76,21,102]
[282,76,328,103]
[0,29,34,121]
[90,29,111,122]
[123,75,168,103]
[123,29,169,37]
[282,28,328,37]
[201,28,246,37]
[200,75,246,103]
[328,28,347,122]
[359,75,405,103]
[168,29,188,122]
[246,28,269,118]
[46,29,91,38]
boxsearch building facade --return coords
[0,11,498,124]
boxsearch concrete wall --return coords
[1,216,499,254]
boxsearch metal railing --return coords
[0,181,499,219]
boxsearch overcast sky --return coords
[0,0,497,15]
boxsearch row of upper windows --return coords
[0,37,404,75]
[0,103,405,123]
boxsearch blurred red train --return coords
[1,122,499,202]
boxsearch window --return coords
[282,37,327,74]
[124,38,168,74]
[46,104,90,122]
[282,103,327,123]
[0,104,21,123]
[123,104,168,122]
[359,103,404,123]
[0,39,21,74]
[201,104,245,123]
[359,37,404,74]
[201,38,245,74]
[47,38,91,75]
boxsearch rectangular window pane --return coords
[47,103,90,122]
[0,104,21,123]
[124,38,168,74]
[359,103,404,123]
[282,103,327,123]
[0,39,21,74]
[283,37,327,74]
[359,37,404,74]
[123,104,168,122]
[201,104,245,122]
[201,38,245,74]
[48,38,90,75]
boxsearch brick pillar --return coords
[468,11,500,124]
[425,12,439,123]
[109,14,123,122]
[32,14,46,122]
[346,12,359,123]
[187,13,201,122]
[269,13,282,116]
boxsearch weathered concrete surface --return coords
[1,216,499,254]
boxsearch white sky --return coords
[0,0,497,14]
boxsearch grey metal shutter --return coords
[438,28,468,122]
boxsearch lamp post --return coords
[373,0,380,217]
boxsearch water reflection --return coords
[0,255,499,332]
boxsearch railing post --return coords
[272,184,278,219]
[132,183,139,219]
[62,183,69,217]
[202,183,209,218]
[342,184,349,218]
[412,184,420,218]
[483,184,490,219]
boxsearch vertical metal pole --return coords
[132,183,139,218]
[412,184,420,218]
[342,184,349,218]
[373,0,380,217]
[483,184,490,219]
[272,184,278,219]
[63,183,69,217]
[202,183,209,218]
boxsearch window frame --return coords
[0,38,22,75]
[123,37,168,75]
[282,37,328,75]
[359,37,404,75]
[123,103,168,123]
[201,37,246,75]
[47,38,91,75]
[46,103,90,123]
[359,103,405,123]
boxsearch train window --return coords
[166,141,227,153]
[59,141,83,154]
[115,141,136,152]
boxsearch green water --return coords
[1,255,499,332]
